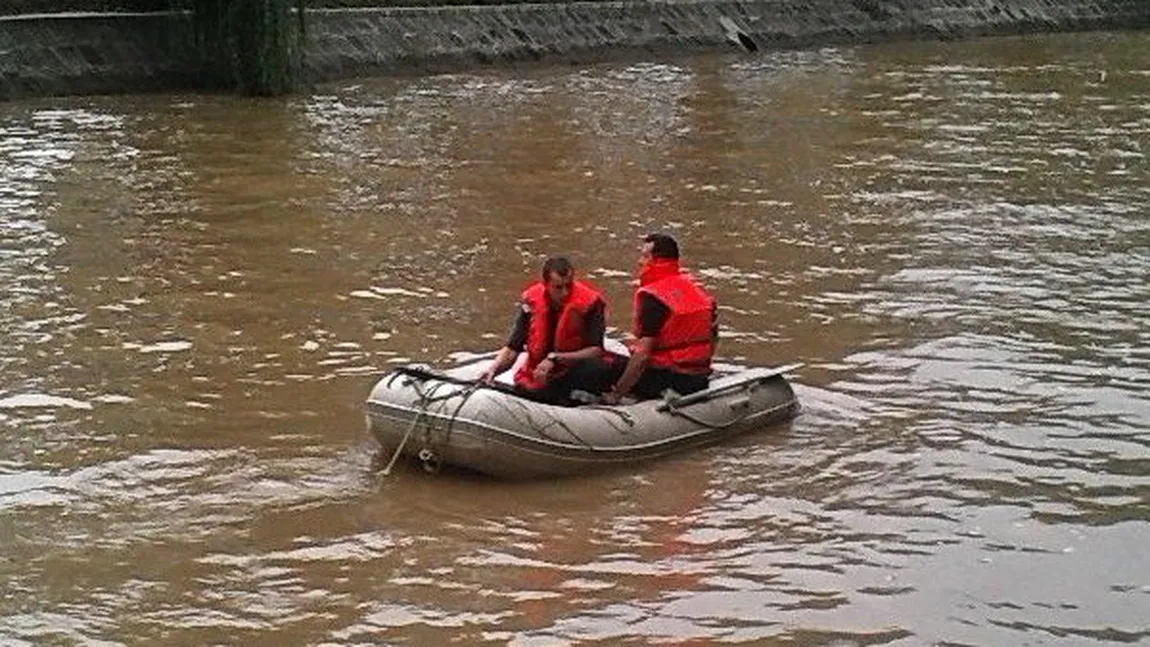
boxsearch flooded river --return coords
[1,29,1148,645]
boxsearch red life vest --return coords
[633,263,714,376]
[514,280,604,390]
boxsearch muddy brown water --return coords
[1,30,1148,645]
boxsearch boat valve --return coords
[418,447,442,474]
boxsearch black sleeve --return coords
[584,299,606,347]
[506,306,530,352]
[638,293,671,338]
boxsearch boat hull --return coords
[366,362,799,479]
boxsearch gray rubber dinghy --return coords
[366,357,801,479]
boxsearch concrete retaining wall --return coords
[2,0,1149,100]
[303,0,1150,81]
[0,12,197,100]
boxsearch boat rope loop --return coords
[380,370,478,476]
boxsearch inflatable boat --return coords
[365,356,801,479]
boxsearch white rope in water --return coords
[381,407,425,476]
[380,377,437,476]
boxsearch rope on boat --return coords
[660,401,751,430]
[531,416,596,449]
[380,404,425,476]
[380,370,479,476]
[574,404,636,433]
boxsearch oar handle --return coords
[393,364,476,386]
[657,363,802,411]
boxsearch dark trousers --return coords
[601,352,710,400]
[518,354,710,405]
[514,357,620,406]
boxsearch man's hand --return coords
[532,358,555,383]
[482,346,520,385]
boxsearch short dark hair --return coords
[541,255,574,282]
[643,233,680,259]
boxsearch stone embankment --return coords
[2,0,1149,99]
